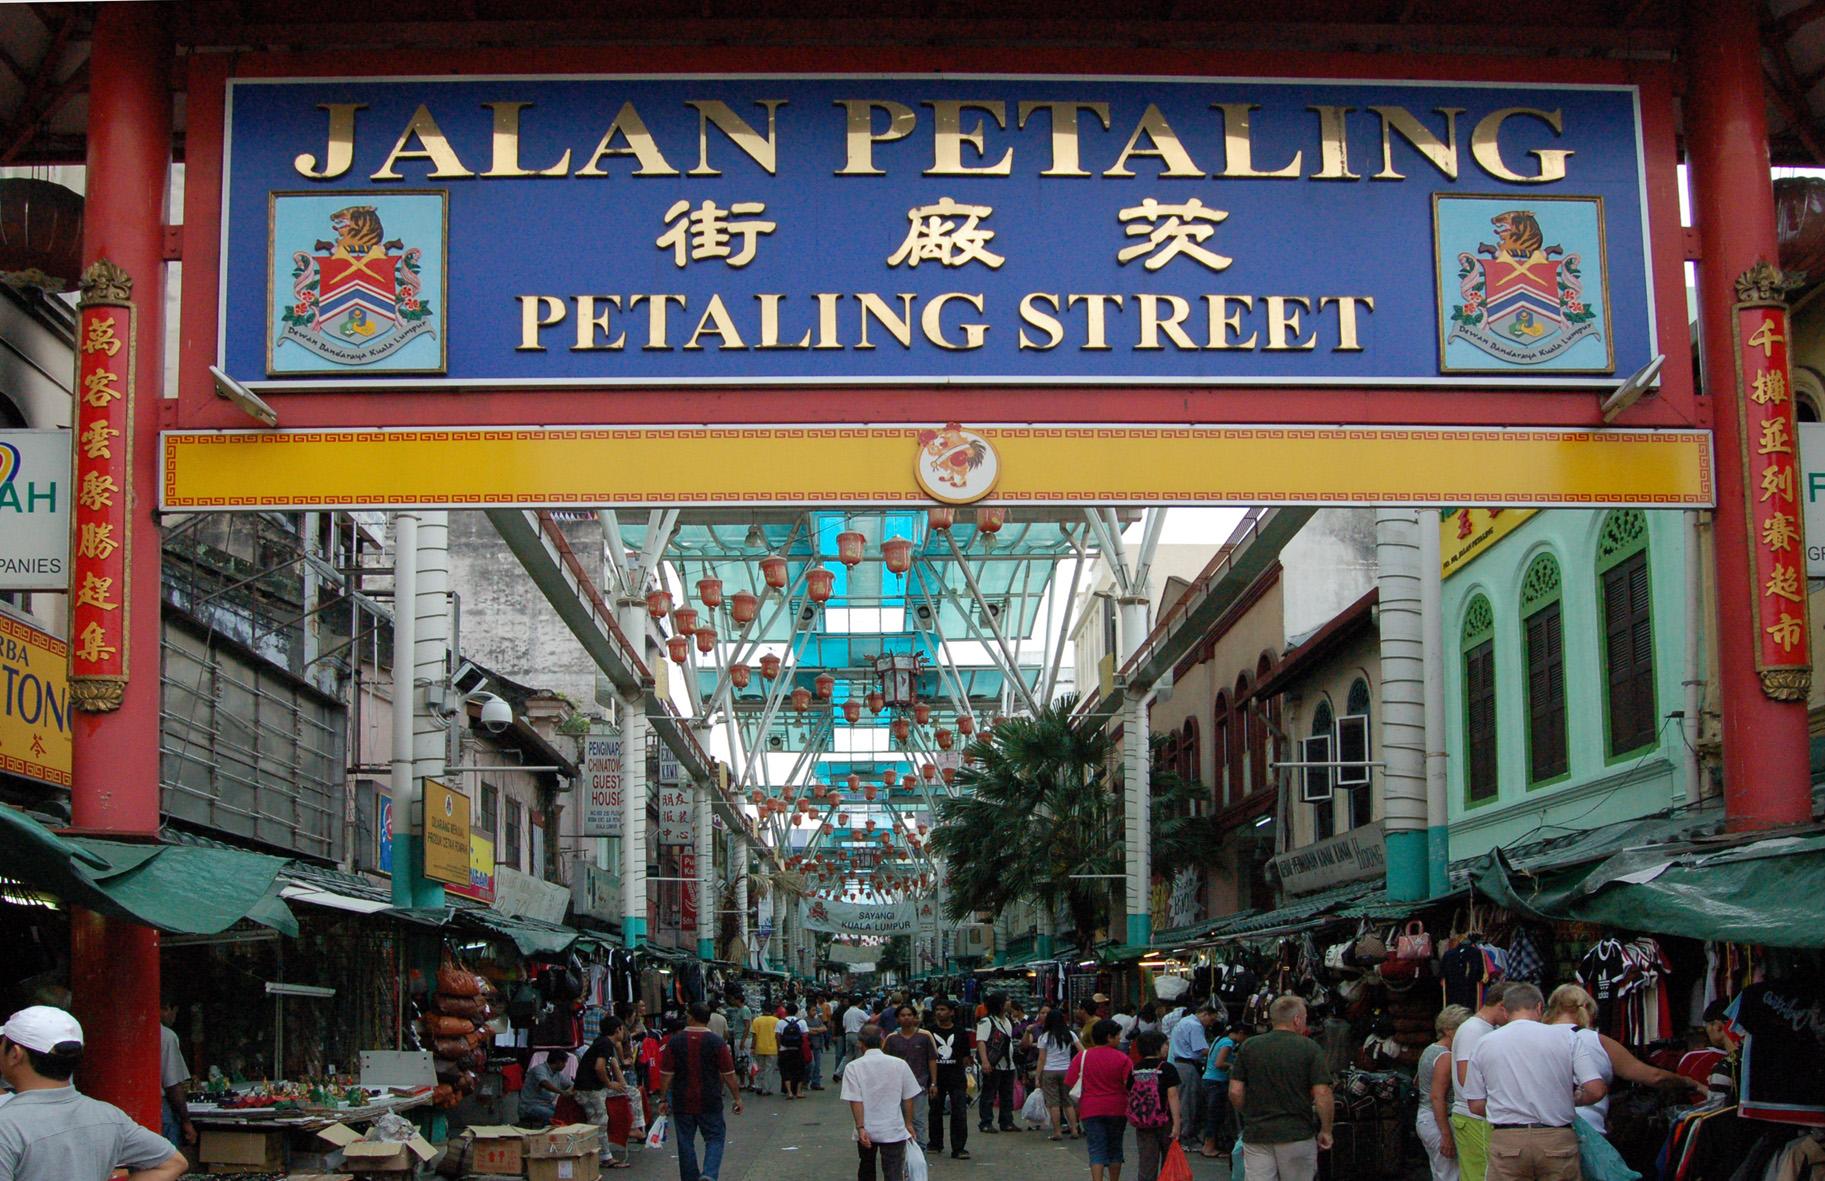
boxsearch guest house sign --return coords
[218,75,1657,390]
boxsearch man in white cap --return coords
[0,1007,188,1181]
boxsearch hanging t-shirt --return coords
[1726,981,1825,1126]
[1440,944,1490,1010]
[1576,938,1631,1036]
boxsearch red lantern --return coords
[814,672,835,701]
[957,714,975,735]
[645,588,674,618]
[927,507,955,532]
[892,717,911,742]
[842,699,862,724]
[835,530,867,567]
[806,567,835,603]
[730,591,760,625]
[865,818,877,830]
[697,577,724,609]
[976,507,1006,534]
[670,607,698,637]
[921,762,937,782]
[913,701,931,725]
[760,555,788,589]
[791,686,812,712]
[838,812,849,826]
[867,690,886,714]
[791,812,803,826]
[882,768,899,788]
[666,634,690,664]
[917,822,929,835]
[695,626,717,655]
[882,536,914,574]
[760,653,782,679]
[846,773,861,793]
[942,766,957,786]
[992,714,1007,728]
[864,785,877,801]
[729,662,752,689]
[935,727,953,750]
[750,789,765,804]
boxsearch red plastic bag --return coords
[1159,1139,1194,1181]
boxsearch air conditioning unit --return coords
[953,923,994,958]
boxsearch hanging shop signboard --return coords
[1800,422,1825,579]
[800,896,919,936]
[0,431,69,592]
[216,75,1659,392]
[1269,821,1386,897]
[657,785,693,846]
[492,865,572,924]
[582,732,622,837]
[0,612,71,787]
[1439,507,1538,577]
[69,262,135,712]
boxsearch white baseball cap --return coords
[2,1006,84,1053]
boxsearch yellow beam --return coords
[161,425,1713,509]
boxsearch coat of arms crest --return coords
[1435,196,1613,373]
[268,192,446,375]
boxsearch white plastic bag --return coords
[1021,1086,1049,1126]
[644,1115,669,1151]
[904,1138,929,1181]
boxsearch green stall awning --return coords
[1471,832,1825,949]
[0,806,296,936]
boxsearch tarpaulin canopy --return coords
[0,805,296,936]
[1471,832,1825,949]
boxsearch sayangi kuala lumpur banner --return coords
[218,75,1656,390]
[800,896,920,936]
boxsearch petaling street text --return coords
[516,291,1375,353]
[296,98,1573,185]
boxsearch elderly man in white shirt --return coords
[1462,984,1609,1181]
[840,1025,925,1181]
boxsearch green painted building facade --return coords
[1444,509,1699,860]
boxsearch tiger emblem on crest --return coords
[273,197,440,370]
[1438,197,1608,370]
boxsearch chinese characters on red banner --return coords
[68,261,134,712]
[1734,263,1812,701]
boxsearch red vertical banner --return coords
[1733,262,1812,701]
[68,261,135,712]
[680,848,699,934]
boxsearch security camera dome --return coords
[479,694,513,734]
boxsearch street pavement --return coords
[622,1079,1239,1181]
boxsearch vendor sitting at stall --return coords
[520,1050,573,1128]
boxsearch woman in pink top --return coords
[1065,1019,1135,1181]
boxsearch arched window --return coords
[1596,510,1657,757]
[1344,677,1373,829]
[1181,718,1200,785]
[1213,692,1231,805]
[1463,594,1498,804]
[1232,673,1252,795]
[1250,654,1274,791]
[1521,553,1569,783]
[1311,697,1336,841]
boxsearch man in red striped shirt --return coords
[659,1004,743,1181]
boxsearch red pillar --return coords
[1686,0,1815,831]
[67,2,172,1126]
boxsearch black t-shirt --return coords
[575,1034,617,1091]
[1729,981,1825,1125]
[930,1025,975,1082]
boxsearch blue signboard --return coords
[219,76,1656,389]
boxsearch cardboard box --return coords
[465,1125,527,1175]
[526,1156,599,1181]
[525,1125,600,1160]
[316,1121,437,1174]
[199,1128,287,1172]
[286,1174,356,1181]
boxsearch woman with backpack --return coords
[1065,1019,1136,1181]
[1128,1030,1184,1181]
[1035,1007,1084,1141]
[975,992,1018,1134]
[775,1002,810,1100]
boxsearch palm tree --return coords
[928,696,1218,952]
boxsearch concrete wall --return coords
[1443,509,1695,860]
[1281,509,1380,640]
[446,511,605,713]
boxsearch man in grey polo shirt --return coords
[0,1006,187,1181]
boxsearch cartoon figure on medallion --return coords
[913,422,1000,504]
[277,205,436,366]
[1447,209,1601,365]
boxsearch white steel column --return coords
[389,512,426,907]
[413,509,451,811]
[618,599,650,948]
[1418,516,1450,896]
[696,731,716,960]
[1375,510,1430,901]
[1119,593,1152,948]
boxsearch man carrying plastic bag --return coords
[842,1024,925,1181]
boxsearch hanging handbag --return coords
[1395,921,1434,962]
[1349,925,1388,964]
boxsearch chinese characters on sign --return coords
[657,786,693,846]
[68,261,134,712]
[1734,262,1812,701]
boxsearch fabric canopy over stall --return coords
[0,805,296,935]
[1471,831,1825,948]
